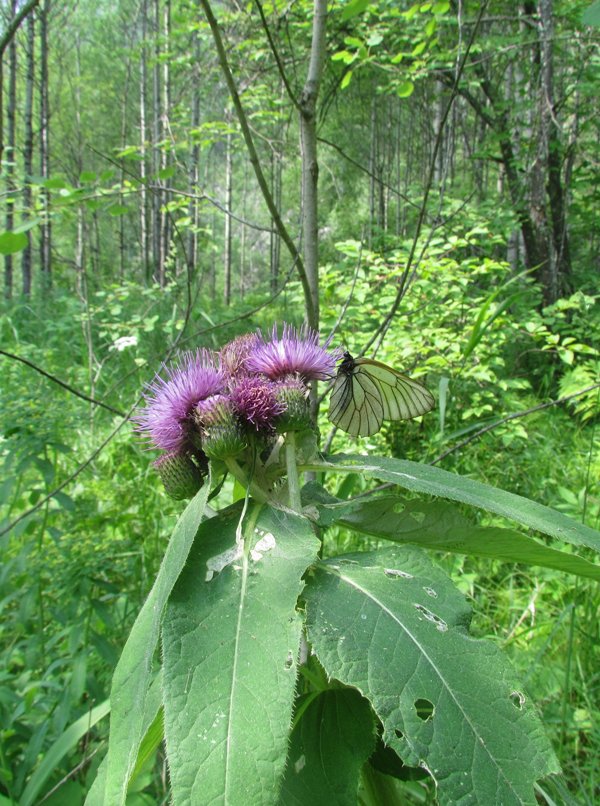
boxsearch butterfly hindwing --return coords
[328,353,434,437]
[355,359,435,421]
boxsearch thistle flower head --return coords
[231,375,285,431]
[246,323,341,382]
[219,333,262,380]
[153,451,204,500]
[135,349,224,452]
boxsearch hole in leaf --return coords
[414,698,435,721]
[394,728,404,740]
[413,603,448,632]
[510,690,525,709]
[384,568,413,579]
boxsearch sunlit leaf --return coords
[0,231,28,255]
[305,545,560,805]
[396,80,414,98]
[100,481,211,806]
[162,502,319,804]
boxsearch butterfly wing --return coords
[354,359,435,421]
[328,356,434,437]
[328,366,384,437]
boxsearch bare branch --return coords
[199,0,316,326]
[432,383,600,465]
[0,0,40,56]
[0,349,125,416]
[362,1,490,356]
[253,0,300,112]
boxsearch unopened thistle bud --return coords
[274,376,312,432]
[154,452,203,500]
[195,396,246,460]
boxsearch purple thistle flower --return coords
[219,333,262,380]
[135,349,224,452]
[231,376,285,431]
[246,323,341,382]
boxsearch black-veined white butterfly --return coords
[328,351,434,437]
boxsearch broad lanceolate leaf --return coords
[84,672,163,806]
[311,454,600,553]
[162,502,320,805]
[305,546,560,806]
[97,480,211,806]
[315,492,600,581]
[278,689,376,805]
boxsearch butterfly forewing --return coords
[328,353,434,437]
[329,370,384,436]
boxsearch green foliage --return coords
[87,449,600,804]
[305,544,559,805]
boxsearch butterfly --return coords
[328,351,435,437]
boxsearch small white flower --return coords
[111,335,138,352]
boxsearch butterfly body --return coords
[328,351,434,437]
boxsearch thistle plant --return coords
[90,323,600,806]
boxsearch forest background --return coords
[1,0,599,803]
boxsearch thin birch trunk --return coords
[223,123,233,305]
[299,0,327,331]
[139,0,150,283]
[152,0,162,283]
[187,22,201,279]
[39,0,51,289]
[4,0,17,300]
[22,11,35,296]
[160,0,171,278]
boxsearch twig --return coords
[363,1,489,355]
[0,349,125,416]
[199,0,315,327]
[0,400,137,538]
[432,383,600,464]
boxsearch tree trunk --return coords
[299,0,327,331]
[152,0,162,284]
[22,10,35,296]
[4,0,17,300]
[39,0,52,289]
[160,0,171,278]
[187,21,201,279]
[139,0,150,284]
[538,0,571,299]
[223,123,233,305]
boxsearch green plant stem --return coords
[224,457,268,503]
[285,432,302,512]
[359,763,403,806]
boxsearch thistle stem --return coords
[285,431,302,512]
[224,457,268,504]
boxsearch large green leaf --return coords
[278,689,376,805]
[96,480,211,806]
[303,455,600,552]
[84,672,163,806]
[305,545,560,805]
[162,502,320,805]
[312,492,600,580]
